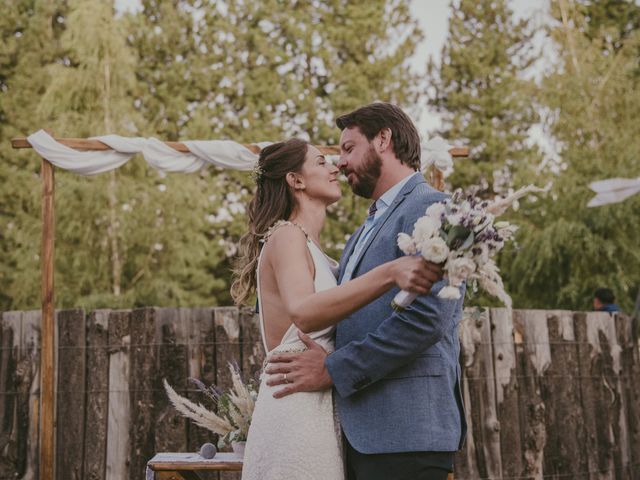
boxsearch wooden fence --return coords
[0,307,638,480]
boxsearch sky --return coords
[116,0,552,147]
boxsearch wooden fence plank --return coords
[128,308,159,480]
[542,310,589,478]
[575,312,617,480]
[456,308,501,478]
[83,310,110,480]
[490,307,522,479]
[615,314,640,478]
[22,310,41,480]
[186,308,217,455]
[214,308,241,480]
[239,307,264,385]
[155,308,189,454]
[586,311,631,479]
[55,309,86,480]
[105,310,131,480]
[513,309,549,479]
[0,314,13,477]
[0,312,22,477]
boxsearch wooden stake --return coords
[40,156,55,480]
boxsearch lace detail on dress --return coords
[261,220,310,243]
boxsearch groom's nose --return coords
[336,155,347,170]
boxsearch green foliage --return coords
[427,0,542,196]
[502,1,640,312]
[0,0,69,308]
[0,0,422,310]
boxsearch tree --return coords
[578,0,640,51]
[0,0,68,310]
[1,0,425,310]
[129,0,425,305]
[427,0,542,196]
[502,0,640,311]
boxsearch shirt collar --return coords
[376,172,421,210]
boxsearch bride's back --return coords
[256,222,339,354]
[257,227,315,352]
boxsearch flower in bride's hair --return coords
[420,237,449,263]
[397,233,417,255]
[251,163,264,183]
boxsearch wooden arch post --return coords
[40,156,55,480]
[11,135,468,480]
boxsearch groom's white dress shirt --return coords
[340,172,420,284]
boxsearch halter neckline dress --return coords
[241,221,344,480]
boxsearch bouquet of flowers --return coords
[392,185,546,310]
[164,362,258,447]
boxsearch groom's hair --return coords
[336,103,421,171]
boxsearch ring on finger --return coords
[283,373,288,383]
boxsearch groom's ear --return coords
[286,172,305,190]
[375,128,392,153]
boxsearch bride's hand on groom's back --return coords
[265,332,333,398]
[389,256,442,295]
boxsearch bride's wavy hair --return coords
[231,138,309,305]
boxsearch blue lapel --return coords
[341,174,427,281]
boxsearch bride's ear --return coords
[286,172,305,190]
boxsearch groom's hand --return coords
[265,331,333,398]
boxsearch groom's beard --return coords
[349,145,382,199]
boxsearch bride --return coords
[231,138,439,480]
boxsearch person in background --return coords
[593,287,621,313]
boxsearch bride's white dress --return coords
[241,223,344,480]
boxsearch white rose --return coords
[412,216,441,241]
[397,232,417,255]
[425,202,446,220]
[447,257,476,286]
[420,237,449,263]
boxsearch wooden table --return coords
[146,452,243,480]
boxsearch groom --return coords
[266,103,466,480]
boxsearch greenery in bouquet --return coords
[164,362,258,447]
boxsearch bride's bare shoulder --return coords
[263,221,309,245]
[262,222,313,269]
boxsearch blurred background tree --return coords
[426,0,542,197]
[2,0,638,312]
[0,0,422,310]
[500,0,640,312]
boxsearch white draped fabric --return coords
[421,136,454,171]
[26,129,270,176]
[26,129,455,176]
[587,177,640,207]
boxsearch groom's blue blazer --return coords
[325,173,467,454]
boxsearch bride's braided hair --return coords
[231,138,309,305]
